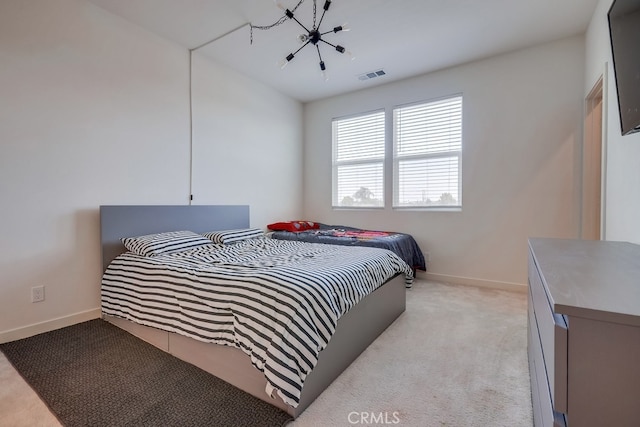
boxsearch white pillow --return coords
[122,230,213,256]
[202,228,264,244]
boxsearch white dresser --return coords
[528,238,640,427]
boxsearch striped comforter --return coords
[101,238,412,408]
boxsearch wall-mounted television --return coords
[608,0,640,135]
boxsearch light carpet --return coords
[0,280,532,427]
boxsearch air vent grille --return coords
[358,69,386,81]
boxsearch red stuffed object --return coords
[267,221,320,232]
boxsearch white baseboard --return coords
[419,271,527,293]
[0,308,101,344]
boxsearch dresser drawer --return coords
[529,281,567,427]
[529,294,546,427]
[528,251,568,414]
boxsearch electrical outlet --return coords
[31,286,45,303]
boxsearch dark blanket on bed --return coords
[270,224,426,271]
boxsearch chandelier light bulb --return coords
[320,61,329,81]
[274,1,285,11]
[279,53,295,69]
[297,34,309,43]
[333,23,350,33]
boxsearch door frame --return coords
[582,66,608,240]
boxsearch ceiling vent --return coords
[358,69,386,81]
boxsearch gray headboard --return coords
[100,205,250,272]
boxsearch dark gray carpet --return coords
[0,319,292,427]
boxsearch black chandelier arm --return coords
[319,38,346,53]
[316,0,331,31]
[285,9,312,34]
[320,27,341,37]
[319,38,336,48]
[316,45,324,62]
[292,40,311,56]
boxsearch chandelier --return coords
[250,0,352,80]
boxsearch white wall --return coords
[585,0,640,244]
[0,0,303,341]
[0,0,190,338]
[303,36,585,287]
[191,53,303,227]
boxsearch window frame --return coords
[392,94,463,210]
[331,109,386,209]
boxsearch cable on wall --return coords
[188,48,193,205]
[187,22,250,205]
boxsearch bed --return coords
[268,222,426,278]
[99,205,411,418]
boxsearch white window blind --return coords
[332,111,385,207]
[393,95,462,208]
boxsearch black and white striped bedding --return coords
[101,237,412,408]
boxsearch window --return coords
[332,110,385,207]
[393,95,462,208]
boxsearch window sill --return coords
[392,206,462,213]
[332,206,385,211]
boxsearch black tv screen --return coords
[608,0,640,135]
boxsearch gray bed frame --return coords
[99,205,406,418]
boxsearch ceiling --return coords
[86,0,600,102]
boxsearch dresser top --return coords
[529,238,640,325]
